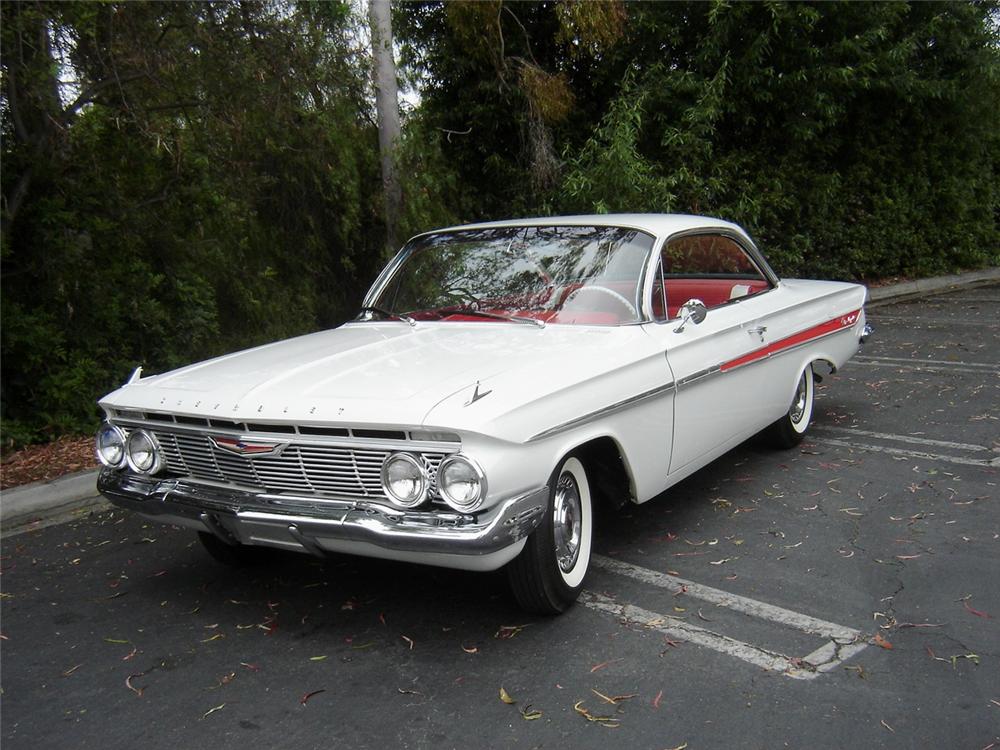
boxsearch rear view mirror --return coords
[674,298,707,333]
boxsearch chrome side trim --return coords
[677,365,721,388]
[527,381,676,443]
[98,469,548,557]
[675,325,856,391]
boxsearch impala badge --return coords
[210,436,285,457]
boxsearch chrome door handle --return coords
[747,325,767,342]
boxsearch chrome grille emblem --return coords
[209,436,285,457]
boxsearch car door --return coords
[647,231,791,475]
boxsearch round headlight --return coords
[95,423,127,468]
[381,453,428,508]
[125,429,162,474]
[437,454,486,512]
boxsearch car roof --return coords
[426,213,746,240]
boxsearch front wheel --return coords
[765,364,815,448]
[507,455,593,614]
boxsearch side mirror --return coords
[673,298,707,333]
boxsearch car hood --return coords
[100,322,657,438]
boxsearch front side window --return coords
[373,226,655,326]
[655,233,771,319]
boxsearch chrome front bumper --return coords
[98,469,547,567]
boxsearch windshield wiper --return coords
[453,307,545,328]
[357,305,416,327]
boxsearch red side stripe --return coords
[720,309,862,372]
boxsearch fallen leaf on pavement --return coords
[589,658,622,673]
[126,673,146,698]
[961,597,991,618]
[495,624,527,640]
[520,705,542,720]
[591,689,637,705]
[573,700,620,728]
[499,687,516,704]
[300,689,326,705]
[201,704,225,719]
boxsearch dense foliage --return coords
[398,1,1000,278]
[3,0,999,444]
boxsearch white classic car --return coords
[96,214,870,613]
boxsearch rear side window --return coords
[655,234,771,319]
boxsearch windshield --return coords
[371,225,655,326]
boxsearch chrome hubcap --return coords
[789,371,808,424]
[553,473,582,573]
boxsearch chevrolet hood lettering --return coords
[99,324,653,434]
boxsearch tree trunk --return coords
[368,0,402,253]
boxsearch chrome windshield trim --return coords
[363,224,658,327]
[527,381,676,443]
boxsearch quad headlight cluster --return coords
[95,423,162,475]
[381,452,486,513]
[98,420,485,511]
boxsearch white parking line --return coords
[857,355,997,368]
[853,355,998,375]
[583,592,810,677]
[585,556,868,680]
[866,315,999,327]
[850,361,991,375]
[811,426,991,453]
[811,436,1000,468]
[592,555,860,641]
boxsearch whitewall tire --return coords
[766,364,815,448]
[507,454,593,614]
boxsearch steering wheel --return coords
[563,285,638,318]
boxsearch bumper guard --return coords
[98,469,548,559]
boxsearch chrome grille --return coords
[146,428,446,499]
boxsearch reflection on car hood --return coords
[99,322,655,436]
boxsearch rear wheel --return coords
[507,455,593,614]
[766,365,815,448]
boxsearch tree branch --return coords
[61,72,147,120]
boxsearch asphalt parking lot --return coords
[2,283,998,750]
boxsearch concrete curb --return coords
[1,470,105,536]
[2,266,997,533]
[866,266,1000,306]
